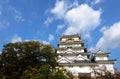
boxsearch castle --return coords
[57,34,116,78]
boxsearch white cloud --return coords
[84,33,91,39]
[11,34,22,43]
[25,40,50,45]
[95,0,101,4]
[44,17,54,26]
[42,40,50,44]
[91,0,102,5]
[89,46,96,52]
[84,33,92,42]
[51,0,68,19]
[100,26,109,32]
[51,1,102,41]
[70,0,79,7]
[96,22,120,50]
[48,34,54,41]
[51,1,102,34]
[64,4,101,35]
[56,24,65,32]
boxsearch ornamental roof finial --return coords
[97,48,103,53]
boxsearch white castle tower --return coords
[57,34,116,78]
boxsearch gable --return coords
[58,57,72,63]
[72,54,89,61]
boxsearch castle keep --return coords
[57,34,116,78]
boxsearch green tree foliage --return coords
[31,65,54,79]
[21,65,53,79]
[0,41,61,79]
[54,69,67,79]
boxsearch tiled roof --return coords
[60,34,81,38]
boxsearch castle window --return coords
[99,57,104,60]
[79,66,82,68]
[66,38,74,42]
[67,46,72,49]
[69,66,73,68]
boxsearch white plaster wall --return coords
[59,44,82,48]
[73,37,79,41]
[61,38,66,41]
[57,51,60,53]
[59,60,67,63]
[63,64,115,77]
[57,49,85,54]
[97,64,115,74]
[59,45,65,48]
[76,49,84,52]
[57,50,65,53]
[57,50,67,54]
[65,66,92,76]
[96,57,108,60]
[74,44,81,47]
[81,49,84,52]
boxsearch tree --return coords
[21,65,54,79]
[54,68,68,79]
[0,41,57,79]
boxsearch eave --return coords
[96,60,116,64]
[57,47,87,51]
[58,52,90,56]
[92,53,110,57]
[59,63,98,66]
[60,34,81,39]
[58,41,84,45]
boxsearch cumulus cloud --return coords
[64,4,101,34]
[44,17,54,26]
[48,34,54,41]
[11,34,22,43]
[51,0,101,39]
[96,22,120,50]
[51,0,68,19]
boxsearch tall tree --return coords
[0,41,57,79]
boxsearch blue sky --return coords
[0,0,120,69]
